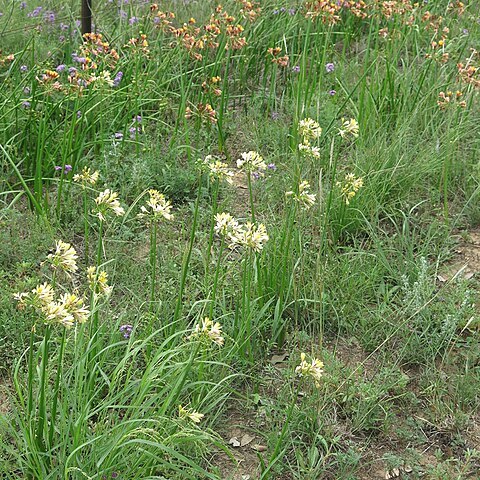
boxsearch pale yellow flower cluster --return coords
[286,180,316,210]
[338,117,359,138]
[138,189,174,222]
[200,155,235,184]
[87,266,113,296]
[188,317,224,346]
[94,189,125,221]
[215,213,269,252]
[14,282,90,328]
[73,167,99,186]
[298,118,322,142]
[295,352,324,387]
[236,151,267,174]
[91,70,114,88]
[46,240,78,274]
[336,173,364,205]
[298,118,322,159]
[178,405,204,423]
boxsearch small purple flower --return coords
[120,10,127,19]
[329,89,336,96]
[134,115,142,123]
[20,65,28,72]
[111,474,118,479]
[280,7,286,12]
[271,111,280,120]
[68,67,77,76]
[113,71,123,87]
[273,9,279,14]
[292,65,300,73]
[462,29,469,35]
[44,11,55,23]
[55,165,72,174]
[267,163,277,171]
[129,16,138,25]
[56,64,66,73]
[325,62,335,73]
[22,101,31,109]
[252,171,261,180]
[27,6,42,17]
[75,20,81,27]
[60,22,69,31]
[59,35,65,42]
[288,8,296,15]
[20,2,27,9]
[23,86,31,94]
[77,110,82,118]
[119,324,133,339]
[114,132,124,140]
[129,126,141,138]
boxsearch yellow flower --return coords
[42,300,75,328]
[137,189,173,222]
[200,155,235,184]
[236,151,266,173]
[31,282,55,305]
[295,352,324,387]
[298,118,322,142]
[188,317,224,346]
[298,142,321,159]
[214,212,239,237]
[338,118,359,138]
[94,189,125,220]
[178,405,204,423]
[231,222,269,252]
[286,180,316,210]
[59,292,90,324]
[46,240,78,274]
[73,167,100,186]
[336,173,364,205]
[87,266,113,296]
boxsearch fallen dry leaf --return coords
[228,437,240,447]
[240,433,255,447]
[270,353,288,365]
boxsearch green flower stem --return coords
[149,222,158,314]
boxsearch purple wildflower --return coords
[120,10,127,19]
[129,126,140,138]
[325,62,335,73]
[292,65,300,73]
[129,16,138,25]
[23,86,31,94]
[56,64,66,73]
[44,11,55,23]
[22,101,31,109]
[267,163,277,171]
[20,65,28,72]
[252,171,261,180]
[271,111,280,120]
[114,132,124,140]
[20,2,27,9]
[329,89,336,96]
[113,71,123,87]
[60,22,69,31]
[27,6,42,17]
[134,115,142,123]
[288,8,296,15]
[77,110,82,118]
[59,35,65,42]
[54,165,72,174]
[68,67,77,76]
[119,324,133,339]
[273,9,279,14]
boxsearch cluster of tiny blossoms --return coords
[215,213,269,252]
[94,189,125,221]
[15,242,90,328]
[188,317,224,346]
[338,117,359,139]
[46,240,78,275]
[286,180,317,210]
[295,352,324,387]
[298,118,322,159]
[138,189,174,222]
[73,167,99,187]
[87,266,113,297]
[236,151,267,175]
[199,155,234,184]
[336,173,364,205]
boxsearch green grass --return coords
[1,0,480,478]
